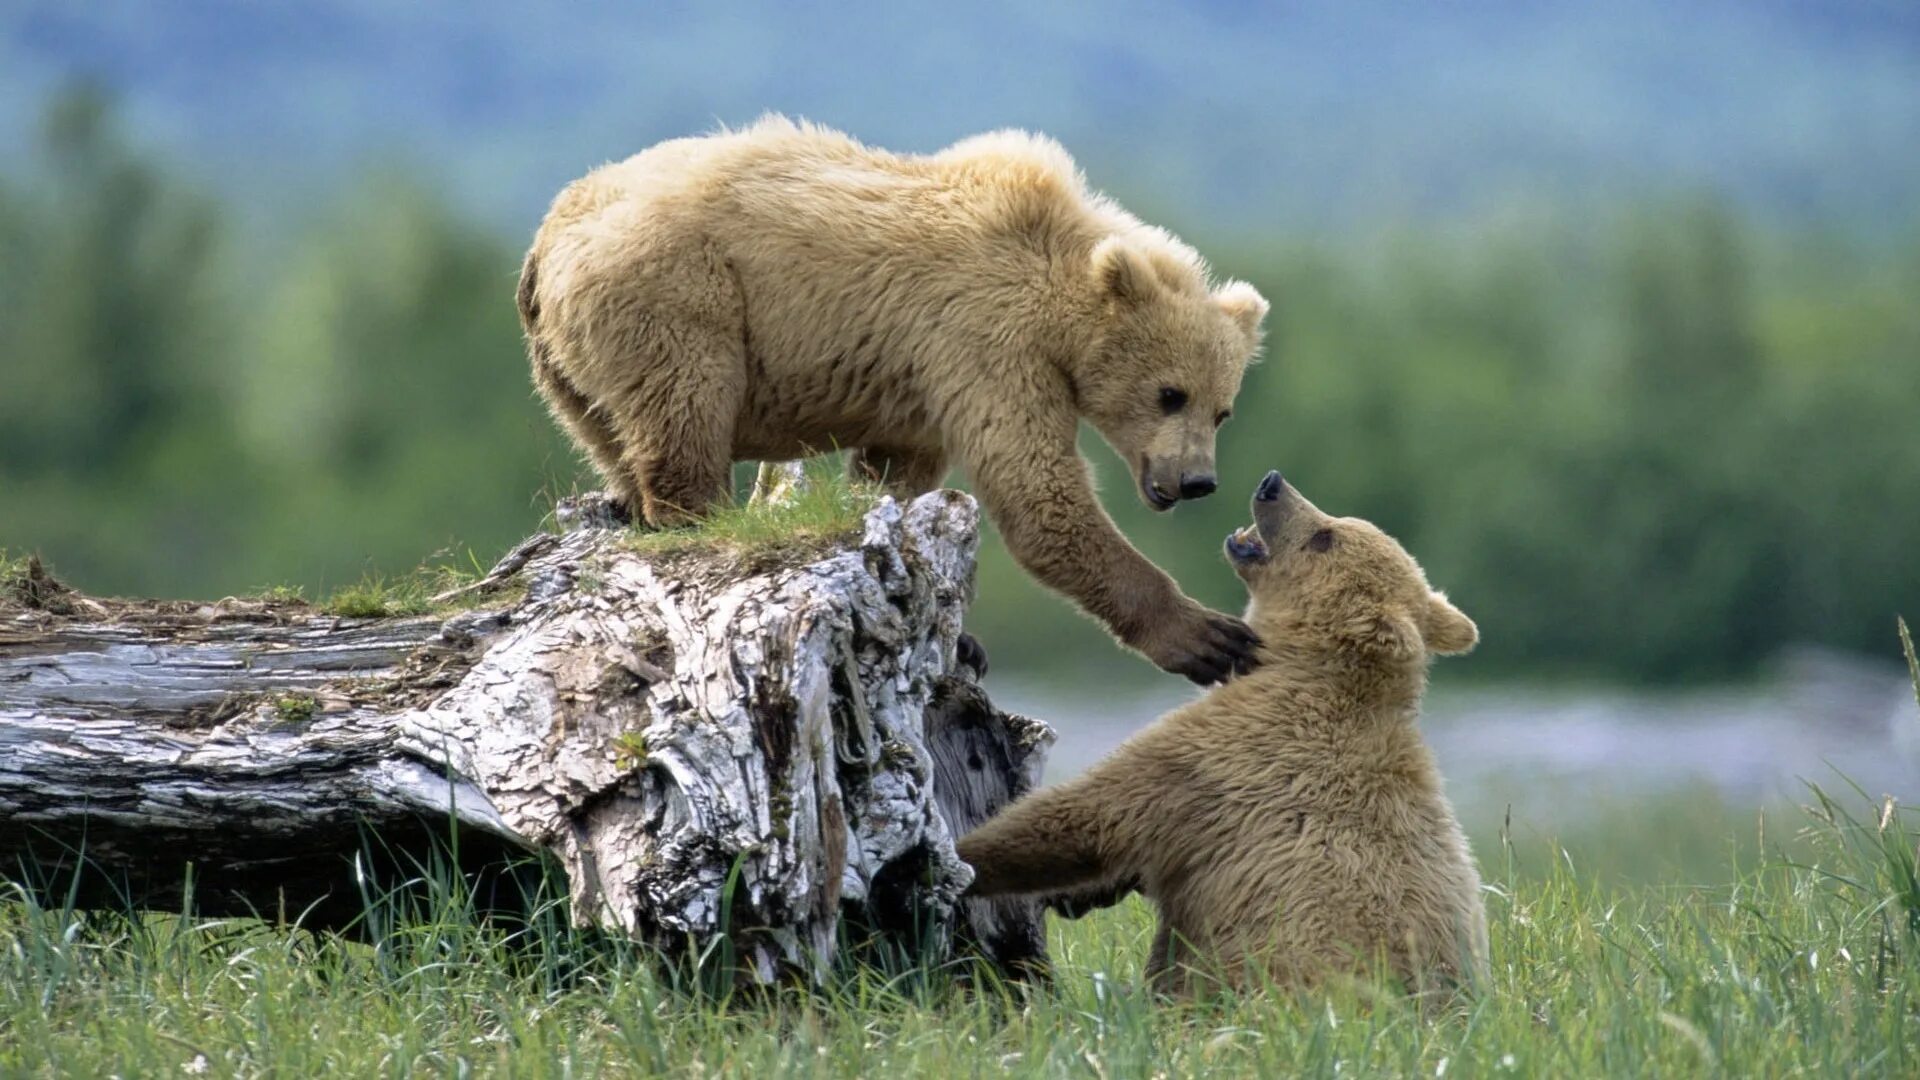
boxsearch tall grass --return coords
[4,781,1915,1077]
[3,626,1913,1075]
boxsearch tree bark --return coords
[0,490,1056,984]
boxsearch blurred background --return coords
[3,1,1916,878]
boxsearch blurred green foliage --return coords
[3,88,1916,681]
[0,86,575,598]
[979,209,1920,682]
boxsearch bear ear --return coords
[1214,280,1270,340]
[1091,236,1160,306]
[1342,609,1423,660]
[1423,592,1479,656]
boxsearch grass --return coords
[0,549,78,613]
[620,459,883,561]
[309,463,883,619]
[2,785,1915,1078]
[1460,781,1805,886]
[322,574,444,619]
[4,467,883,623]
[325,464,883,615]
[0,548,26,585]
[1,545,504,622]
[271,693,319,726]
[1,607,1911,1076]
[316,549,513,619]
[1901,617,1920,714]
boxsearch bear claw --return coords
[1167,614,1261,685]
[957,632,990,678]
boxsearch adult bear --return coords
[519,118,1269,683]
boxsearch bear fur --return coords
[518,118,1269,683]
[956,471,1488,996]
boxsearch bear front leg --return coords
[1046,875,1139,919]
[848,445,950,499]
[967,437,1259,684]
[956,779,1114,897]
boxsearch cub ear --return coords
[1423,592,1479,655]
[1343,610,1423,660]
[1091,236,1160,305]
[1214,280,1270,340]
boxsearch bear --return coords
[956,470,1488,997]
[517,117,1268,684]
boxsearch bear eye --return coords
[1214,409,1232,428]
[1305,528,1335,553]
[1159,387,1188,414]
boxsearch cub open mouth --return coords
[1225,525,1268,562]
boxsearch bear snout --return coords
[1139,458,1180,511]
[1179,473,1218,500]
[1256,470,1286,502]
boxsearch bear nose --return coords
[1179,474,1217,500]
[1256,470,1285,502]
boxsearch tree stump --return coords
[0,490,1056,984]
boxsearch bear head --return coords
[1223,470,1478,663]
[1077,231,1269,513]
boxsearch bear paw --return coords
[1142,605,1261,686]
[956,632,990,679]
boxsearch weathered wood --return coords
[924,677,1056,974]
[0,491,1056,984]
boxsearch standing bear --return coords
[518,118,1268,683]
[958,471,1489,996]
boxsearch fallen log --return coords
[0,489,1056,984]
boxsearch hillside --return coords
[4,0,1918,239]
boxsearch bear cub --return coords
[518,119,1268,684]
[957,471,1488,996]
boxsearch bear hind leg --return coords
[1145,914,1203,998]
[532,348,641,515]
[599,329,744,529]
[619,391,739,529]
[1146,917,1178,994]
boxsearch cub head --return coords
[1078,231,1269,512]
[1224,471,1477,663]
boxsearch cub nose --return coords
[1178,474,1218,500]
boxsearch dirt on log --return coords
[0,490,1057,984]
